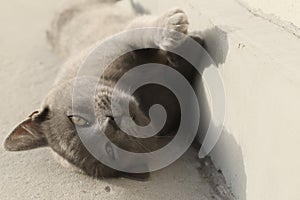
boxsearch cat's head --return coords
[4,48,177,180]
[3,78,156,180]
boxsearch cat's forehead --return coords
[41,79,87,113]
[95,86,133,109]
[41,77,138,116]
[96,84,135,103]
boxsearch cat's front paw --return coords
[155,8,189,50]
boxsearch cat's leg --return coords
[124,8,189,50]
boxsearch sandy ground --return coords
[0,1,233,199]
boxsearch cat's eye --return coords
[68,115,90,127]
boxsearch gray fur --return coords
[4,2,200,180]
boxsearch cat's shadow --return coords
[187,27,229,145]
[201,27,229,66]
[192,28,247,200]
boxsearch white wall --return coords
[135,0,300,199]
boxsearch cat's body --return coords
[4,0,202,180]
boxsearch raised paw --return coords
[155,8,189,50]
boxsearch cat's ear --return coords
[4,109,49,151]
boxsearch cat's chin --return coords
[51,150,84,174]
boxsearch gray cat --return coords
[4,1,202,180]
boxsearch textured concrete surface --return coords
[238,0,300,27]
[0,1,232,199]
